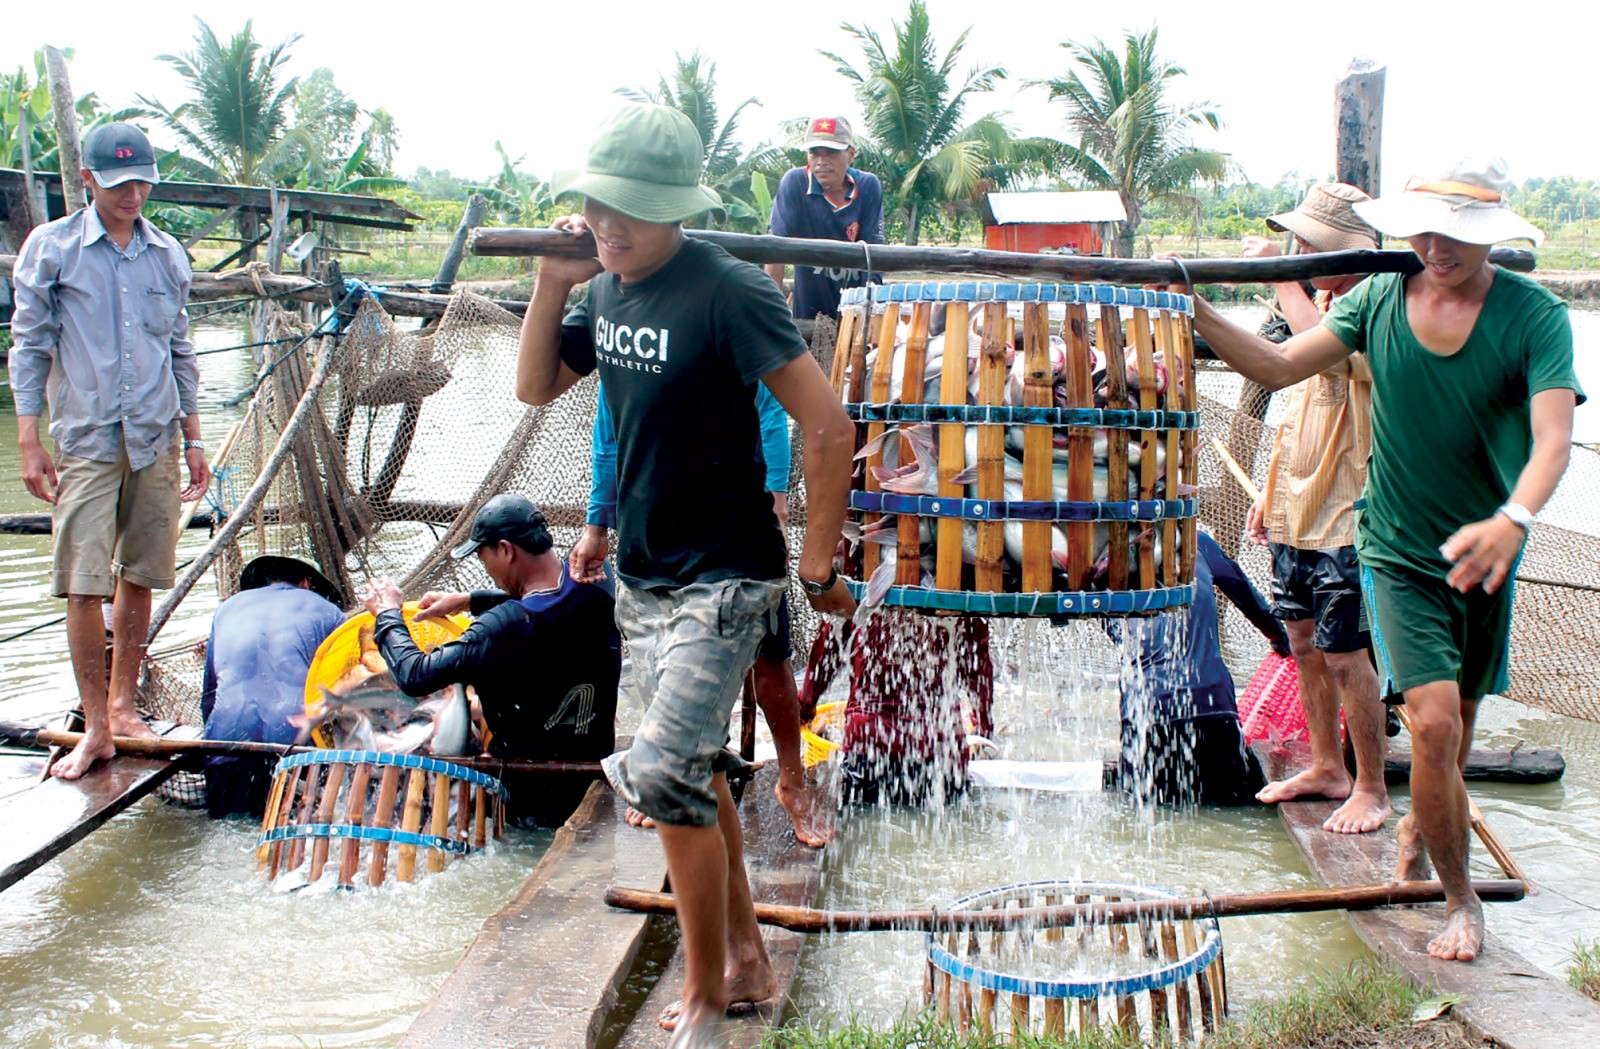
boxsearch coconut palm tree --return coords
[1034,28,1229,256]
[617,52,778,229]
[135,18,307,186]
[821,0,1054,244]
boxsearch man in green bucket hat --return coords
[516,103,856,1045]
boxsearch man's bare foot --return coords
[663,1009,724,1049]
[623,807,657,830]
[50,732,116,780]
[1323,789,1392,834]
[1256,765,1353,805]
[108,708,158,741]
[659,963,777,1030]
[1393,812,1432,882]
[775,775,833,848]
[1428,900,1484,962]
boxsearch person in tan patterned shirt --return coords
[1241,183,1390,835]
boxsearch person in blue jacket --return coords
[569,379,831,847]
[200,557,344,818]
[1104,531,1292,806]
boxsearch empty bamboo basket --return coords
[833,282,1199,617]
[924,880,1227,1044]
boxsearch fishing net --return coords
[136,291,1600,748]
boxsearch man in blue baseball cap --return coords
[11,121,209,780]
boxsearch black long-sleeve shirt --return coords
[372,568,621,762]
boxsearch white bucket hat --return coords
[1352,156,1544,247]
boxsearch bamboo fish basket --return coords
[831,282,1200,617]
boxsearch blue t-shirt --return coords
[201,583,344,744]
[587,379,791,528]
[768,166,884,320]
[1104,533,1287,722]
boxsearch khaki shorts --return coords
[51,443,182,597]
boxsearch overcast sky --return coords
[8,0,1597,196]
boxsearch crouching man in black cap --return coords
[362,494,622,826]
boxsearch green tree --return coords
[1035,27,1229,256]
[0,50,137,177]
[135,18,306,185]
[822,0,1053,244]
[617,51,775,230]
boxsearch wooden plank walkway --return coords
[0,723,194,894]
[615,766,827,1049]
[1257,742,1600,1049]
[400,781,669,1048]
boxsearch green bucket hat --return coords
[553,104,724,223]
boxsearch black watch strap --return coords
[800,566,838,596]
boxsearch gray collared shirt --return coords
[10,206,198,470]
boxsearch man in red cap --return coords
[764,115,884,320]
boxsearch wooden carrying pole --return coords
[604,878,1526,935]
[1207,437,1531,889]
[470,227,1535,283]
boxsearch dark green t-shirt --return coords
[1322,268,1583,579]
[559,237,806,589]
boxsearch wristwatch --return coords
[1497,502,1534,532]
[799,566,839,597]
[183,439,206,451]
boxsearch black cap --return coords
[83,122,159,188]
[239,555,343,607]
[451,494,552,560]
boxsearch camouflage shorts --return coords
[602,576,786,827]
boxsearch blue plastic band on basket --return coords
[843,403,1199,430]
[272,749,508,795]
[843,580,1194,616]
[256,822,474,855]
[839,281,1193,316]
[203,464,238,521]
[851,491,1196,523]
[923,878,1223,999]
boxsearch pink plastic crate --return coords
[1239,652,1306,743]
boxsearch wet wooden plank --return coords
[1257,742,1600,1049]
[401,782,668,1049]
[0,724,193,894]
[615,764,827,1049]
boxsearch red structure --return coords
[981,191,1127,255]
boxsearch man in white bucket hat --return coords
[1170,157,1582,965]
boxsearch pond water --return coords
[0,308,1597,1046]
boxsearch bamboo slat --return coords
[1062,304,1095,589]
[861,306,901,580]
[829,307,858,395]
[896,303,932,585]
[286,763,321,873]
[1098,307,1130,590]
[257,765,288,868]
[266,765,302,876]
[428,771,452,873]
[1146,920,1169,1037]
[307,761,346,882]
[369,765,401,886]
[935,302,971,591]
[1154,313,1182,587]
[1020,302,1054,593]
[1186,920,1216,1032]
[455,777,472,847]
[473,784,487,849]
[975,303,1008,592]
[338,762,371,888]
[397,767,427,882]
[1130,311,1159,588]
[1177,321,1200,582]
[1162,921,1192,1040]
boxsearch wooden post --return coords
[1020,302,1054,593]
[895,303,931,585]
[368,765,402,886]
[975,303,1008,592]
[43,47,85,214]
[1335,61,1386,196]
[935,302,971,591]
[432,193,488,293]
[263,189,291,275]
[17,105,44,229]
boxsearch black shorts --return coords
[756,591,793,664]
[1269,543,1370,654]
